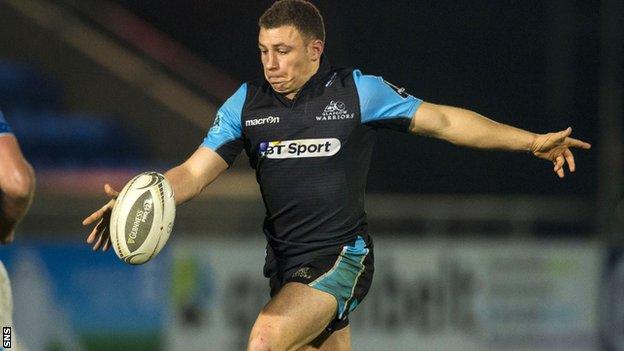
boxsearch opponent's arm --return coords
[0,135,36,244]
[410,102,591,177]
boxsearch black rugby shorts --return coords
[264,235,374,332]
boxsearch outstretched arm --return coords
[83,147,228,251]
[410,102,591,177]
[0,135,36,244]
[84,83,246,251]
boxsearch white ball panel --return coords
[109,172,176,265]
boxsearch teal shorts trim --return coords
[309,235,370,319]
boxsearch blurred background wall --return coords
[0,0,621,350]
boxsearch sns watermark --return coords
[2,327,10,349]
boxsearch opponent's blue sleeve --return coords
[353,70,422,131]
[201,84,246,165]
[0,110,13,135]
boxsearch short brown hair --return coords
[259,0,325,42]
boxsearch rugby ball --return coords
[109,172,175,265]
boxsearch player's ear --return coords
[307,39,324,61]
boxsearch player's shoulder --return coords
[351,69,386,88]
[219,82,250,113]
[312,66,357,92]
[0,110,13,135]
[331,66,357,87]
[350,69,412,98]
[0,110,8,125]
[332,66,356,79]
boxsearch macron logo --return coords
[246,116,280,127]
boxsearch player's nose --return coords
[265,52,279,70]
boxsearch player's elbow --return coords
[410,102,453,139]
[3,163,35,202]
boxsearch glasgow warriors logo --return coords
[317,101,354,121]
[323,101,347,114]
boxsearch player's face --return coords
[258,25,323,99]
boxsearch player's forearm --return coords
[164,161,225,205]
[0,164,35,242]
[0,195,32,240]
[164,165,205,206]
[164,147,228,206]
[435,105,537,151]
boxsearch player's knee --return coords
[247,333,274,351]
[247,327,284,351]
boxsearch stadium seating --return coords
[0,60,148,168]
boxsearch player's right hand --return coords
[82,184,119,251]
[529,127,591,178]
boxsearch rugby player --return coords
[0,110,36,350]
[83,1,591,350]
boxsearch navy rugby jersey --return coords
[0,111,12,135]
[202,58,422,257]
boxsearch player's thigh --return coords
[297,326,351,351]
[248,282,338,351]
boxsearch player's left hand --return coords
[530,127,591,178]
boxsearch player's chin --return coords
[269,79,295,91]
[270,82,289,92]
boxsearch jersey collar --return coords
[305,54,332,88]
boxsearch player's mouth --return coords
[268,78,287,84]
[267,74,289,82]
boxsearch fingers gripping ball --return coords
[109,172,175,265]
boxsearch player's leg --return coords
[0,261,13,328]
[0,261,29,351]
[247,282,338,351]
[297,326,351,351]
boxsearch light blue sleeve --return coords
[201,84,246,157]
[353,70,423,125]
[0,110,13,135]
